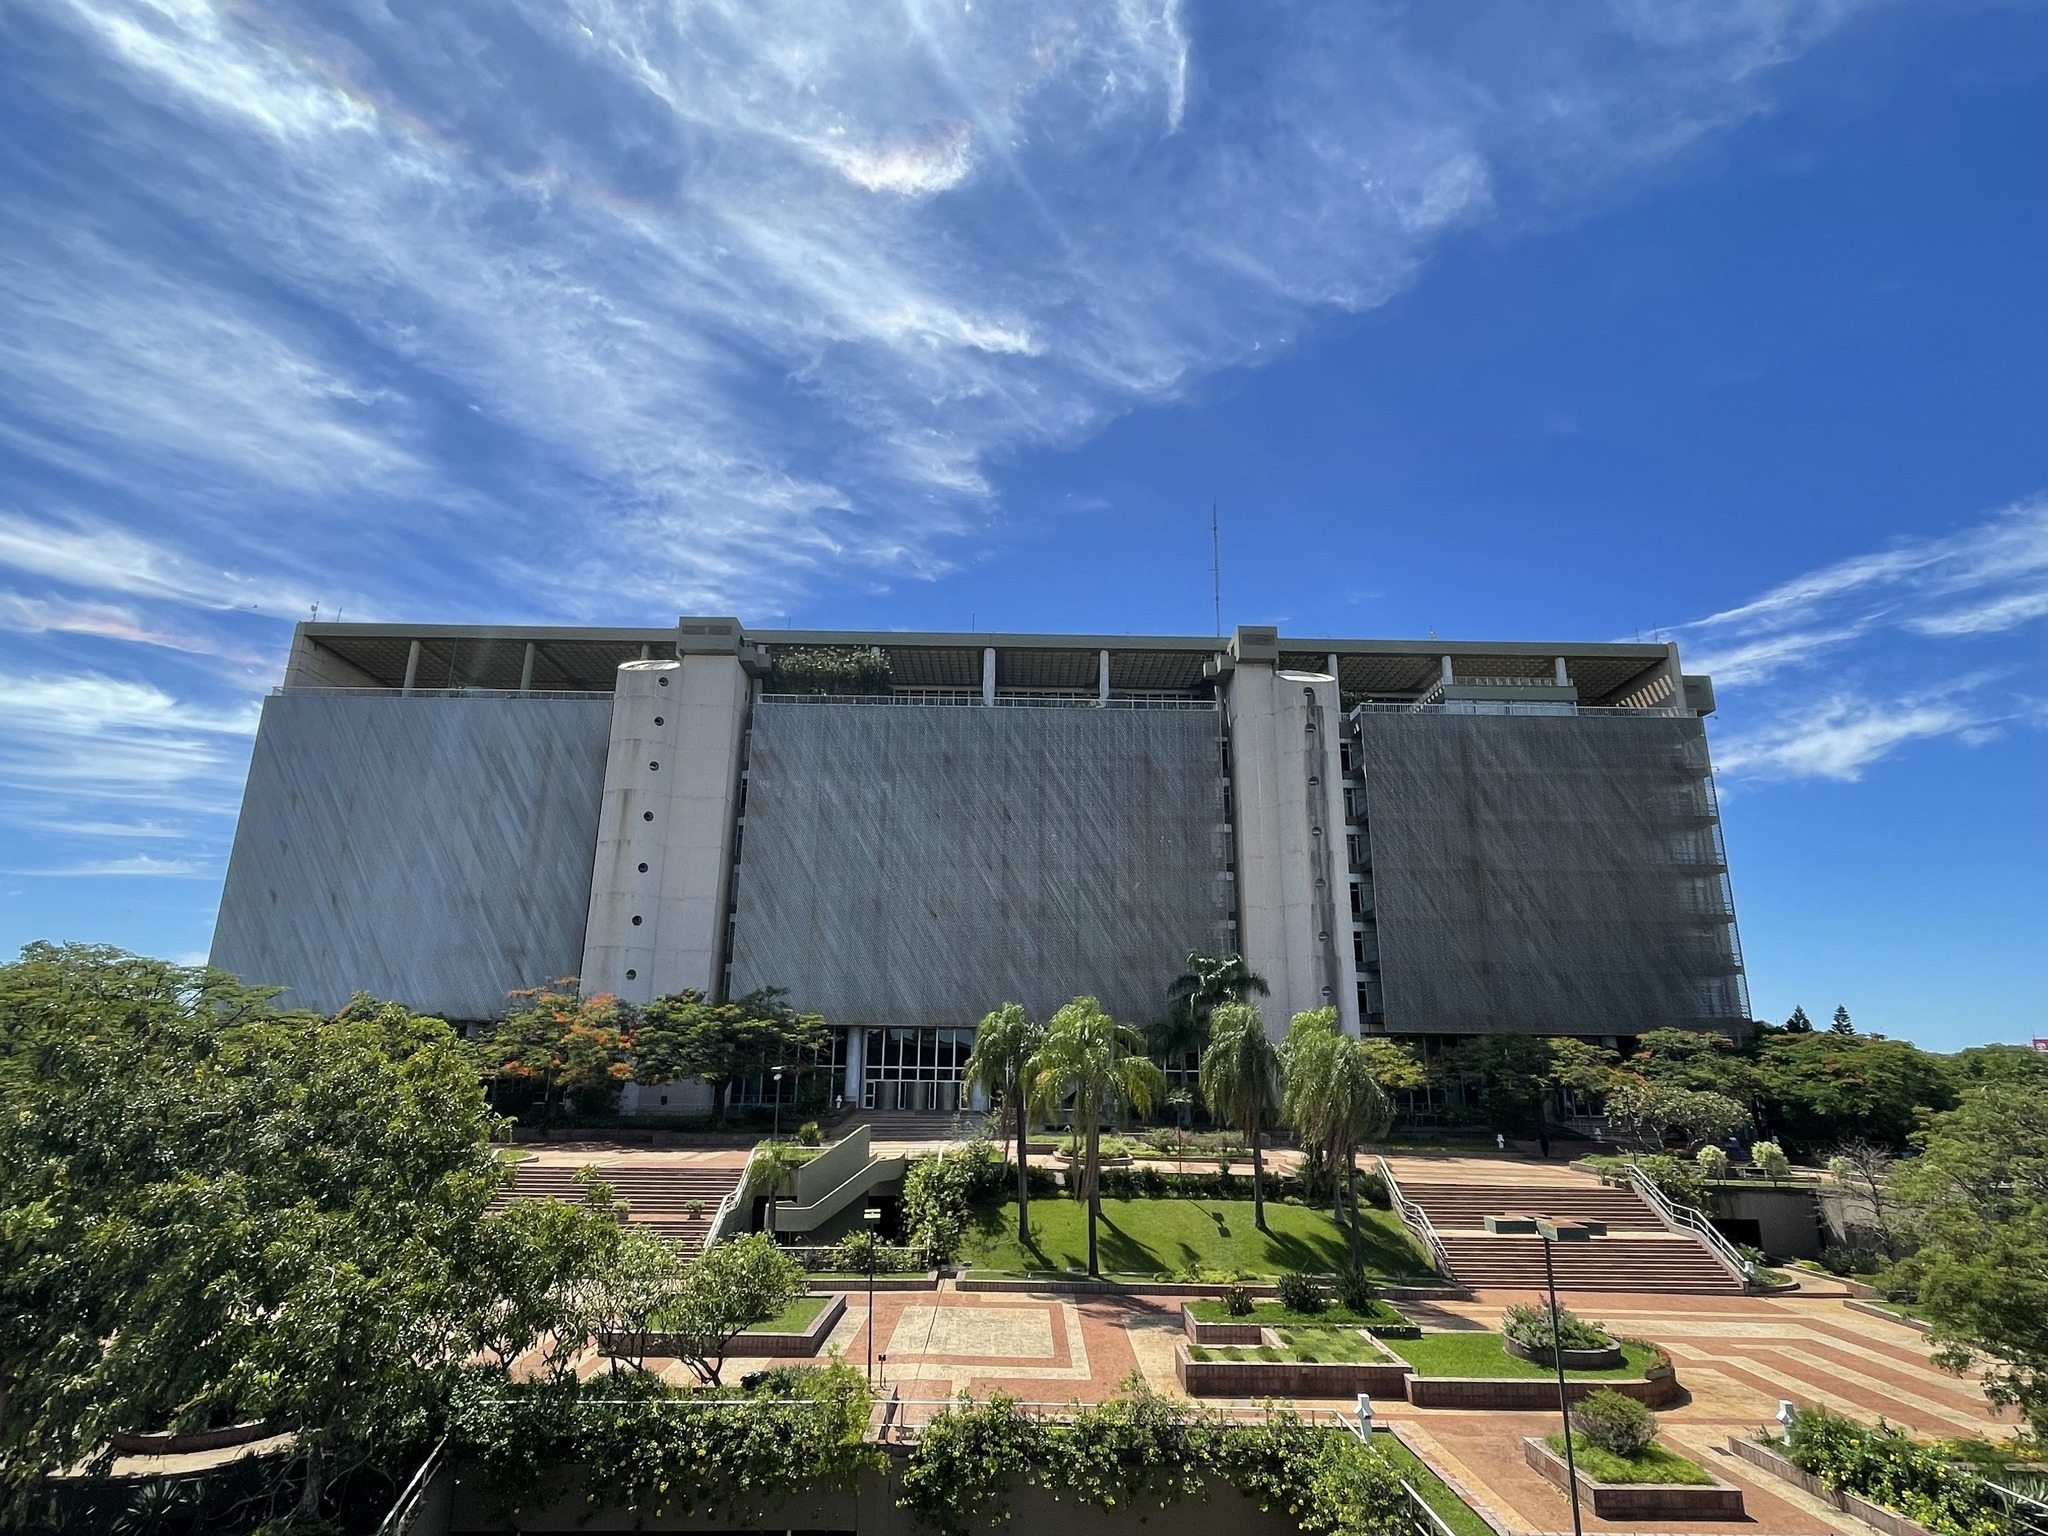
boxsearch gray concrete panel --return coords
[728,703,1231,1028]
[1356,711,1745,1035]
[211,694,613,1018]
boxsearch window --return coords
[862,1026,976,1112]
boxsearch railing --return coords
[274,685,609,699]
[758,692,1216,711]
[704,1144,769,1250]
[372,1438,447,1536]
[1350,700,1689,718]
[1377,1156,1456,1282]
[1621,1161,1757,1286]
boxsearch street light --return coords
[1535,1218,1584,1536]
[772,1065,785,1143]
[863,1205,883,1388]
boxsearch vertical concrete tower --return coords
[579,621,751,1003]
[1223,626,1360,1038]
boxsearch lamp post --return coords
[863,1205,883,1388]
[772,1065,785,1142]
[1535,1218,1584,1536]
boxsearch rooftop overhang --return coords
[285,620,1686,707]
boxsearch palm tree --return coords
[963,1002,1044,1247]
[1028,996,1167,1277]
[1200,1002,1281,1231]
[756,1140,807,1236]
[1164,953,1269,1045]
[1280,1008,1393,1275]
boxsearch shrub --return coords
[1751,1140,1792,1180]
[1696,1144,1730,1180]
[1223,1285,1255,1317]
[1275,1271,1325,1314]
[1572,1389,1656,1458]
[902,1142,1003,1265]
[1784,1409,2010,1536]
[1818,1245,1885,1277]
[796,1121,823,1147]
[1335,1269,1379,1313]
[685,1197,707,1218]
[1504,1302,1613,1353]
[830,1230,879,1272]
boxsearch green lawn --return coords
[1374,1431,1496,1536]
[1387,1333,1661,1380]
[1546,1433,1713,1485]
[1187,1298,1413,1331]
[960,1197,1431,1279]
[743,1295,831,1334]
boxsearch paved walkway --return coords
[673,1280,2011,1536]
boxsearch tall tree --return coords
[481,983,636,1118]
[1156,952,1269,1077]
[635,988,829,1117]
[1199,1003,1281,1232]
[1279,1009,1392,1274]
[1890,1082,2048,1442]
[1830,1004,1856,1036]
[1785,1005,1813,1034]
[1753,1033,1956,1154]
[1027,997,1166,1277]
[963,1003,1044,1246]
[1437,1034,1562,1156]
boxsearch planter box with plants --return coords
[605,1294,847,1360]
[1523,1389,1742,1519]
[1388,1314,1679,1410]
[1177,1329,1413,1399]
[1500,1302,1626,1370]
[1182,1293,1421,1346]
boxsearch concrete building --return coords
[212,619,1749,1111]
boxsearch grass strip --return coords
[1387,1332,1660,1380]
[1544,1433,1713,1485]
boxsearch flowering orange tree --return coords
[482,983,636,1117]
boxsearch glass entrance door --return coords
[861,1026,973,1111]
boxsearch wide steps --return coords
[493,1163,743,1254]
[1401,1183,1665,1232]
[1438,1234,1743,1294]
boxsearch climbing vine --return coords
[450,1363,883,1524]
[897,1378,1409,1536]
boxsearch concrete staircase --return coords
[1399,1179,1745,1295]
[495,1162,743,1254]
[841,1109,987,1143]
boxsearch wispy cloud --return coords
[1688,495,2048,780]
[7,854,207,877]
[0,0,1879,628]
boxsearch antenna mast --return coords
[1210,503,1221,637]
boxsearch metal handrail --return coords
[373,1438,447,1536]
[1621,1162,1756,1285]
[758,692,1217,711]
[1377,1156,1456,1281]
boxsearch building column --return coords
[841,1026,863,1107]
[1440,655,1455,686]
[401,639,421,696]
[1098,649,1110,705]
[518,642,536,696]
[1554,656,1569,686]
[580,652,750,1004]
[1220,630,1359,1040]
[982,646,996,705]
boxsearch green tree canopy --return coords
[654,1234,807,1386]
[634,987,829,1117]
[1753,1032,1956,1154]
[480,982,637,1117]
[1154,952,1269,1068]
[1890,1080,2048,1442]
[0,944,622,1524]
[1279,1009,1392,1273]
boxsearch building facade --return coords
[212,619,1749,1109]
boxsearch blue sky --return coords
[0,0,2041,1050]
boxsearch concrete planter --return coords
[1503,1335,1624,1371]
[1404,1373,1679,1410]
[1180,1302,1420,1346]
[1845,1298,1932,1333]
[1176,1340,1411,1400]
[604,1293,846,1360]
[807,1272,939,1292]
[1523,1438,1745,1519]
[1728,1435,1939,1536]
[109,1420,289,1455]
